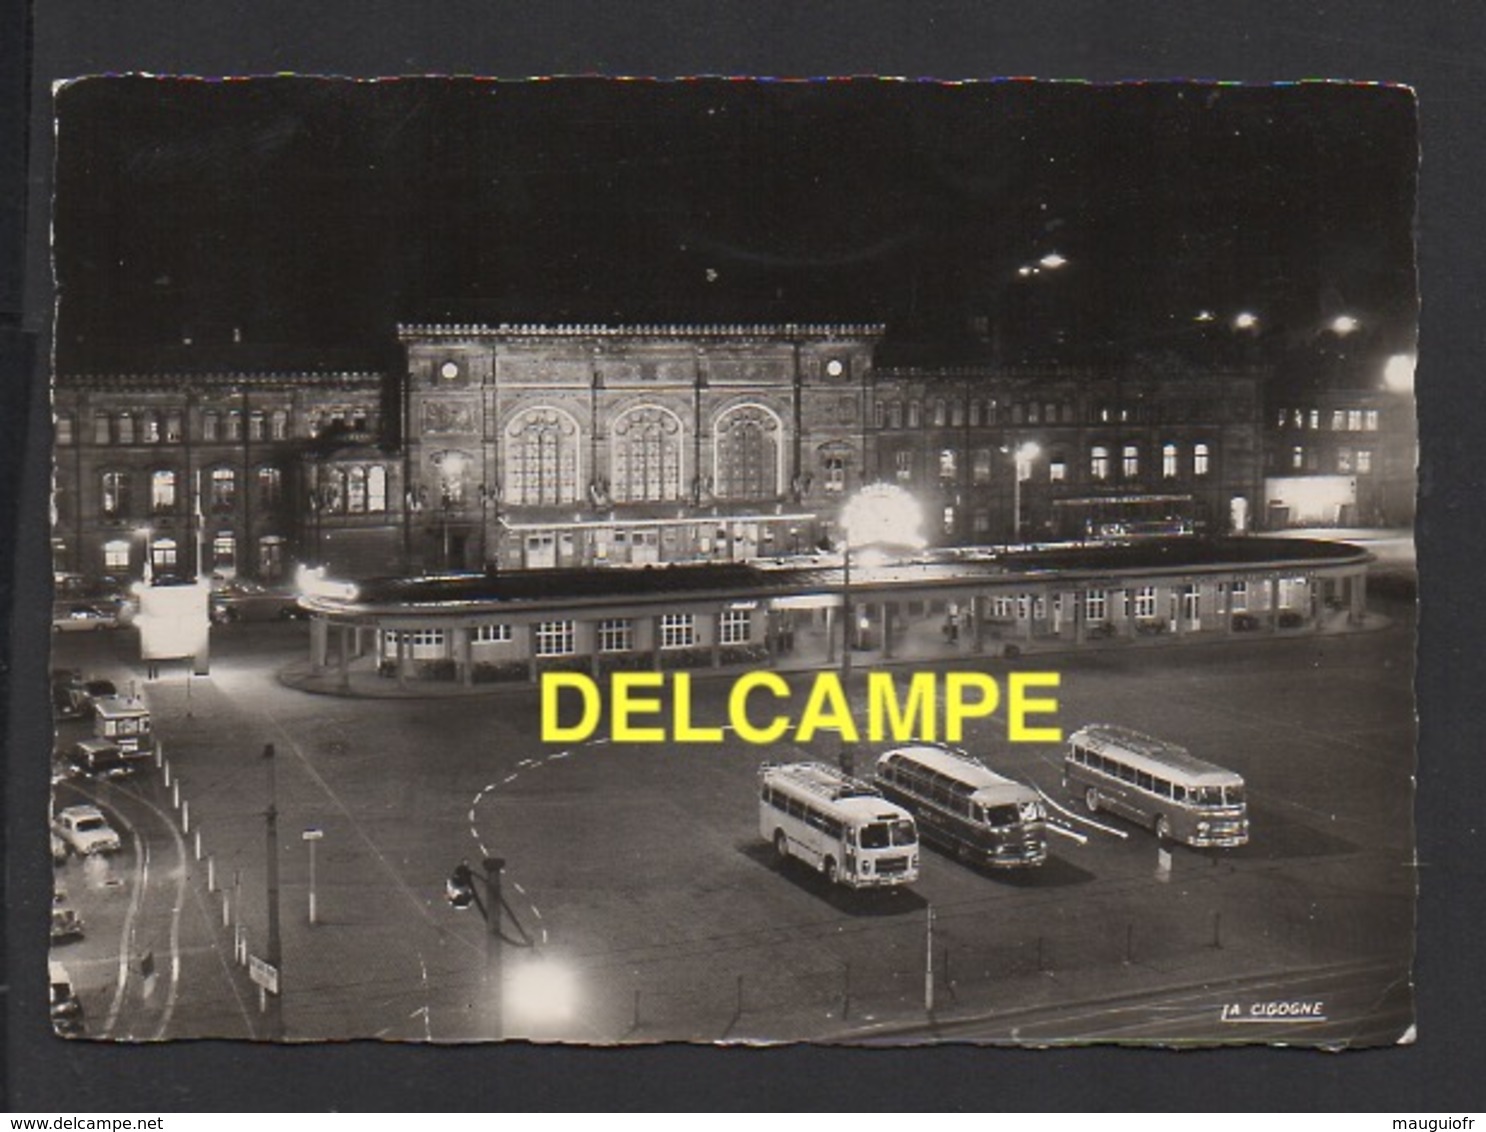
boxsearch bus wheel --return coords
[773,830,789,862]
[1154,814,1171,840]
[1085,788,1100,814]
[823,858,838,885]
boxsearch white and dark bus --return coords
[874,745,1048,868]
[758,762,919,889]
[1064,724,1249,847]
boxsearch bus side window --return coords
[1173,784,1187,802]
[1136,770,1154,791]
[787,797,805,820]
[1118,764,1136,784]
[761,784,772,805]
[1154,778,1171,798]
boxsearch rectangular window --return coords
[165,413,183,442]
[1182,584,1200,622]
[226,411,243,441]
[1194,443,1211,477]
[258,466,282,507]
[972,510,990,536]
[1308,409,1320,430]
[888,402,903,429]
[103,540,130,571]
[93,413,111,444]
[1356,449,1373,474]
[141,414,160,444]
[598,618,633,652]
[1162,443,1178,478]
[1085,590,1106,622]
[202,412,220,442]
[213,533,236,569]
[1231,581,1248,612]
[907,401,921,428]
[535,620,575,656]
[1291,446,1304,470]
[1347,409,1363,432]
[992,596,1015,619]
[895,450,913,483]
[211,467,237,510]
[271,409,290,440]
[249,411,267,441]
[411,630,445,648]
[1363,409,1380,431]
[972,449,992,484]
[1135,586,1157,619]
[151,470,177,511]
[824,455,846,494]
[942,505,956,534]
[661,613,695,649]
[719,609,752,645]
[100,471,129,517]
[938,449,957,479]
[116,414,135,445]
[1091,446,1110,481]
[473,624,512,643]
[56,414,74,445]
[1049,459,1066,483]
[1337,448,1354,474]
[1122,444,1139,478]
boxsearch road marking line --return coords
[101,811,148,1038]
[1036,788,1128,839]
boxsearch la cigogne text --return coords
[540,670,1062,745]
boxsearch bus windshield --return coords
[981,804,1021,828]
[860,819,917,849]
[1190,785,1242,807]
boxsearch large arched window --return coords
[505,407,580,505]
[612,405,683,503]
[714,405,781,500]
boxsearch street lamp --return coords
[301,828,324,925]
[1006,442,1041,545]
[838,484,925,677]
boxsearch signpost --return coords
[302,828,324,924]
[249,953,280,1016]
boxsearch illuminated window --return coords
[271,409,289,440]
[660,613,695,649]
[972,449,993,484]
[1090,446,1110,481]
[225,411,243,441]
[103,540,130,571]
[612,406,681,503]
[942,505,956,534]
[720,609,752,645]
[474,624,512,643]
[535,620,575,656]
[100,471,129,517]
[116,413,135,444]
[367,466,387,512]
[1049,458,1067,483]
[1291,446,1304,470]
[1162,443,1178,478]
[165,413,182,442]
[895,450,913,483]
[141,413,160,444]
[56,414,74,445]
[1356,449,1373,474]
[1134,586,1157,619]
[210,467,237,510]
[213,533,236,569]
[507,408,580,506]
[939,449,957,479]
[907,401,922,428]
[823,454,846,494]
[1347,410,1363,431]
[150,469,177,512]
[1363,409,1379,431]
[1194,443,1211,476]
[932,399,947,427]
[1231,581,1248,612]
[598,619,633,652]
[1086,590,1107,622]
[152,538,178,571]
[1308,409,1320,430]
[1337,448,1354,474]
[347,466,368,513]
[1122,445,1139,478]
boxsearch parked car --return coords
[68,738,134,780]
[50,961,84,1036]
[52,805,122,856]
[52,603,121,632]
[51,890,84,943]
[53,674,120,721]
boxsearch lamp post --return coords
[301,828,323,925]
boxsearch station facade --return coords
[53,321,1281,585]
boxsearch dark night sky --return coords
[51,76,1419,376]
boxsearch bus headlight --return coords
[911,853,919,868]
[1197,821,1210,833]
[861,860,873,874]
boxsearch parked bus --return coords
[758,762,919,889]
[874,744,1048,868]
[1064,725,1249,847]
[92,695,154,760]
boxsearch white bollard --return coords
[163,760,171,788]
[181,799,190,834]
[194,829,202,860]
[207,855,216,892]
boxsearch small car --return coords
[50,961,84,1036]
[52,805,122,856]
[211,578,304,623]
[69,738,134,780]
[52,604,120,632]
[51,891,85,943]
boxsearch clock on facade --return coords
[439,360,461,381]
[825,358,845,377]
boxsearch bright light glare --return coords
[1194,310,1216,323]
[1233,312,1259,331]
[294,564,358,602]
[1038,252,1067,270]
[1330,315,1360,335]
[1384,353,1416,392]
[508,958,577,1024]
[840,484,926,551]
